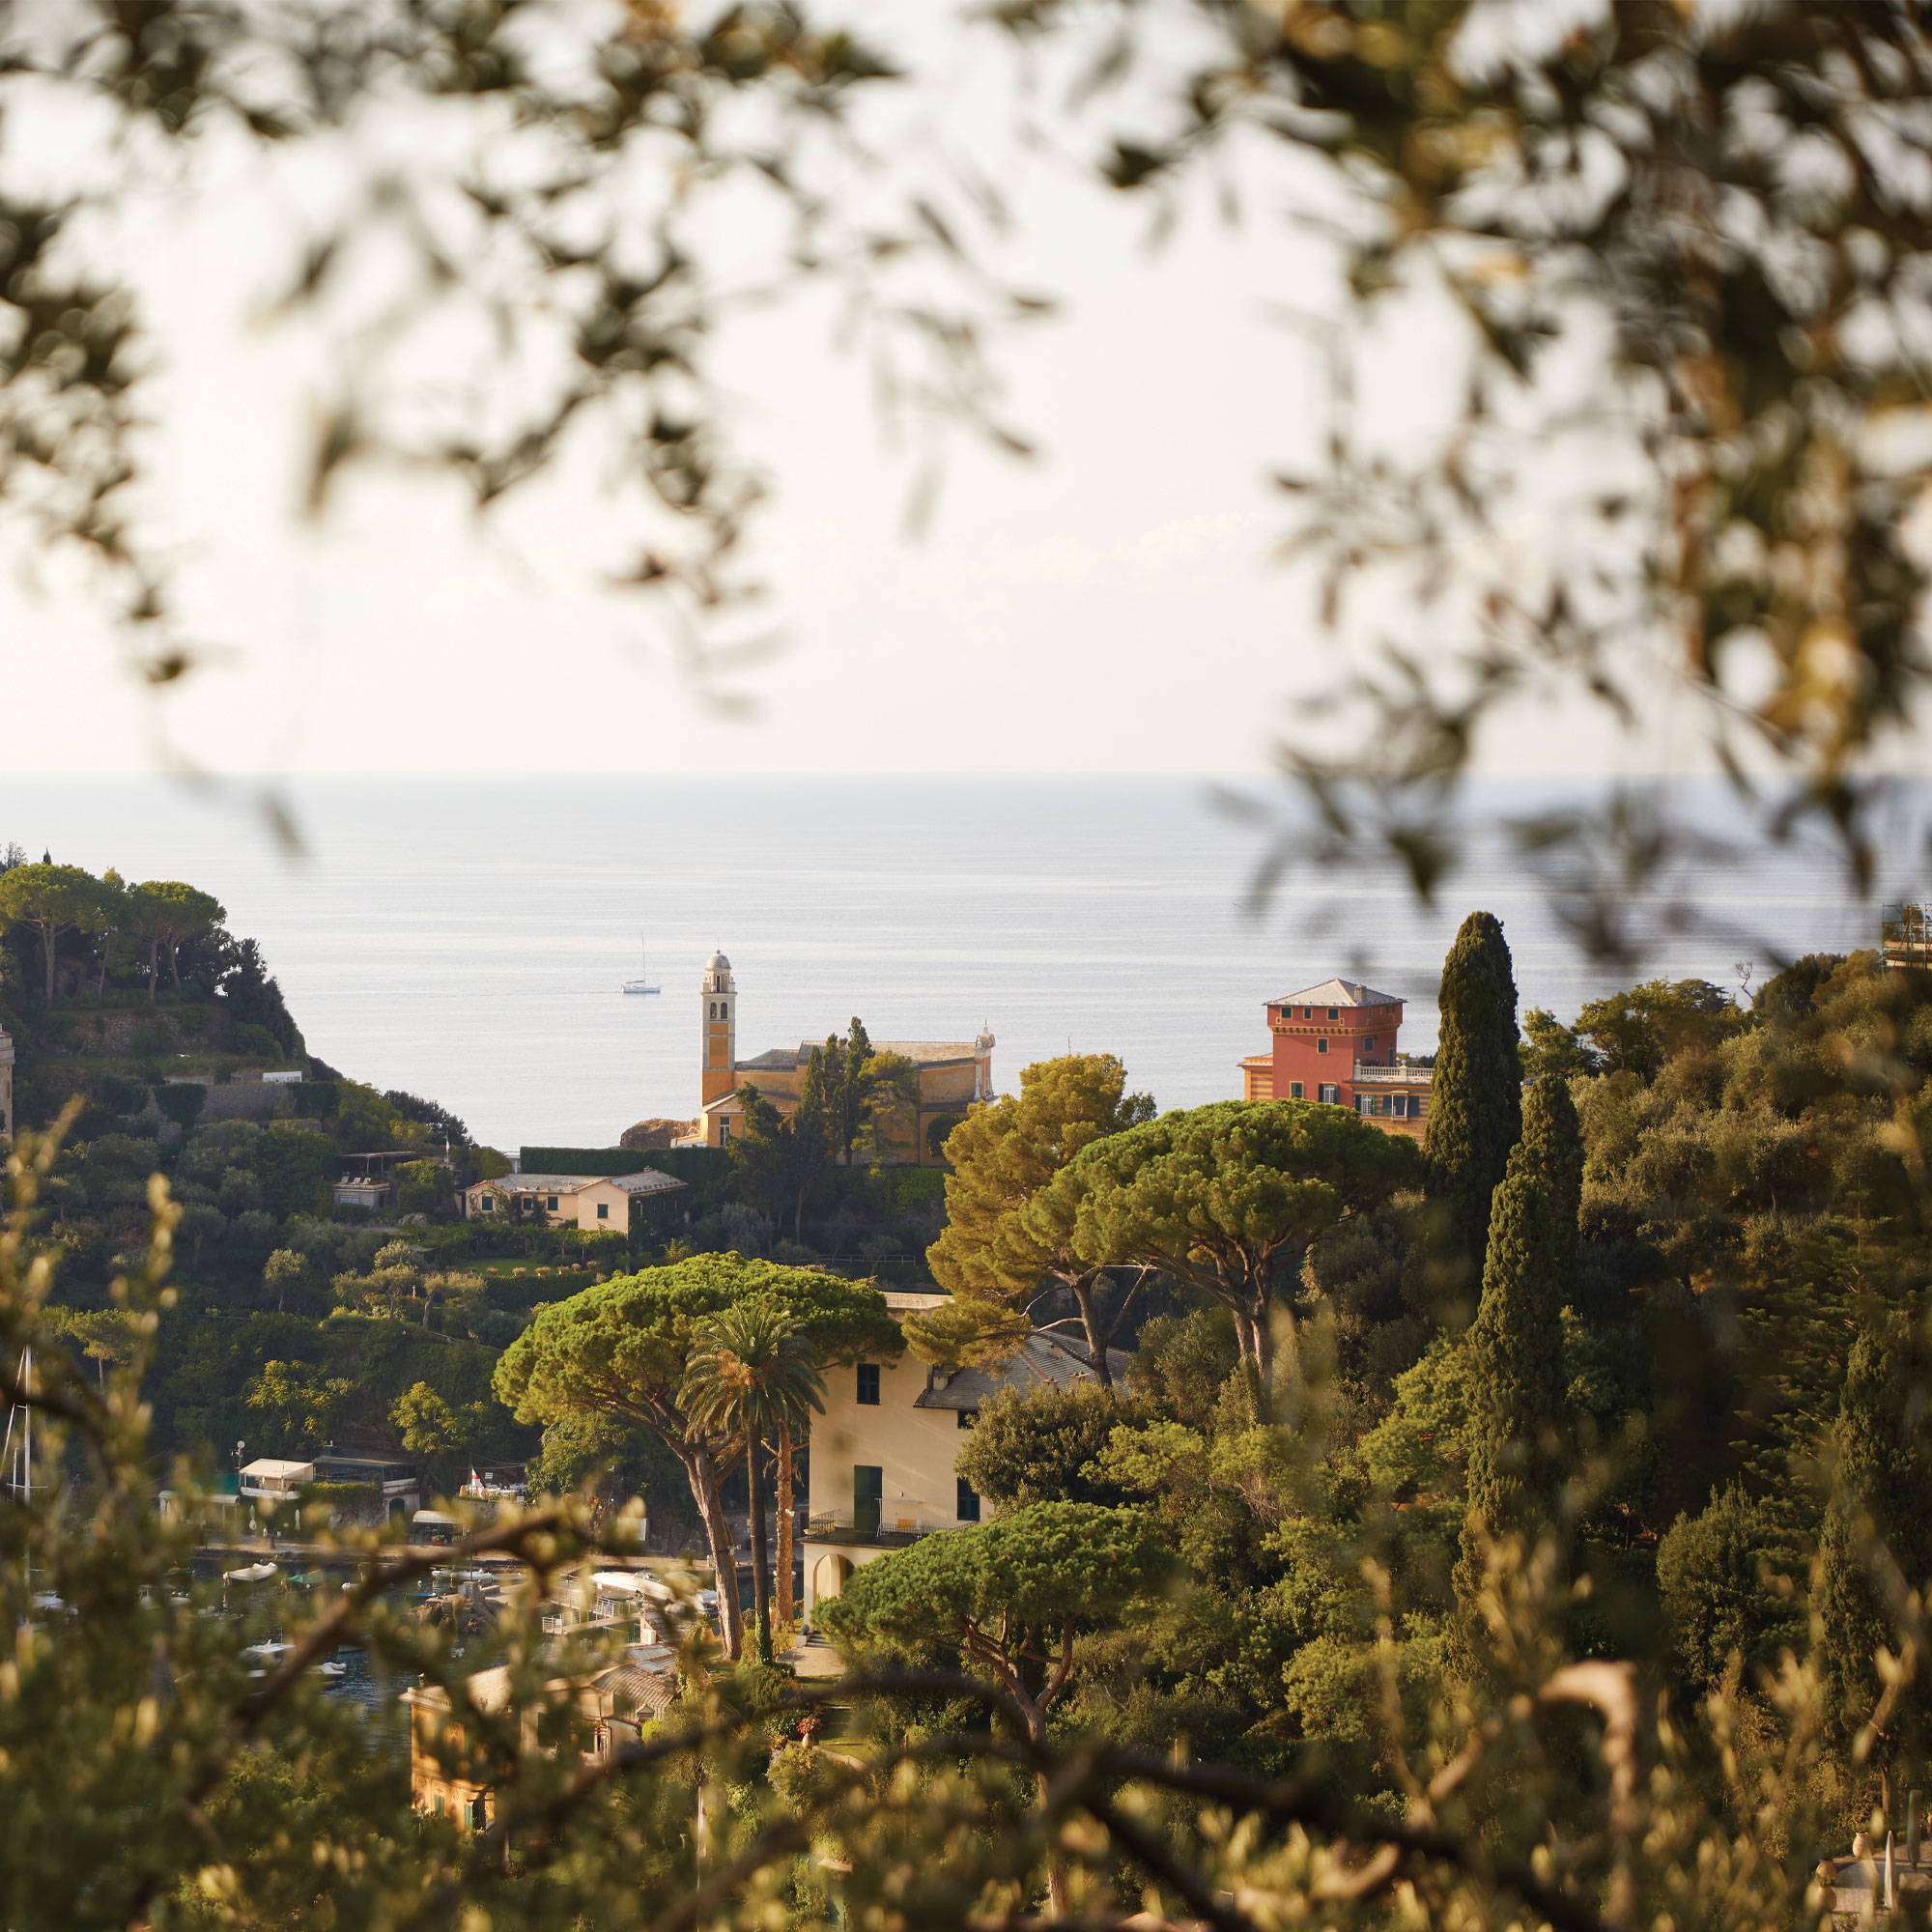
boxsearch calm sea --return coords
[0,775,1916,1151]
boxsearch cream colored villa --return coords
[684,952,995,1165]
[459,1168,686,1232]
[405,1653,675,1832]
[801,1289,1122,1622]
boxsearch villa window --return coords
[1301,1007,1312,1018]
[1392,1094,1408,1118]
[1316,1037,1328,1055]
[1327,1007,1340,1020]
[479,1196,493,1212]
[1363,1037,1375,1052]
[957,1477,981,1523]
[857,1363,881,1406]
[1290,1081,1303,1099]
[1319,1083,1339,1104]
[545,1196,558,1212]
[596,1202,609,1219]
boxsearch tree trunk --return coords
[95,932,112,998]
[168,938,182,990]
[41,923,56,1004]
[1248,1297,1273,1384]
[1067,1273,1112,1390]
[684,1447,743,1659]
[747,1435,774,1663]
[775,1417,796,1628]
[147,936,159,1002]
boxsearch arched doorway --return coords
[810,1553,854,1620]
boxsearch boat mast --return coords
[3,1346,32,1502]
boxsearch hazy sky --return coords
[4,5,1684,784]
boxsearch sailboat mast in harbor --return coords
[622,942,661,995]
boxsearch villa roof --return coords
[605,1169,687,1195]
[473,1171,684,1196]
[915,1332,1126,1411]
[734,1037,990,1075]
[592,1661,677,1721]
[407,1654,675,1722]
[1273,978,1404,1009]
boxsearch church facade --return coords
[687,952,994,1165]
[1238,976,1431,1140]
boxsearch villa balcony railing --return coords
[1351,1062,1433,1085]
[805,1511,942,1550]
[1883,904,1932,968]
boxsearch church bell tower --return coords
[700,952,738,1106]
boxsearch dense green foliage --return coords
[496,1256,893,1658]
[1046,1097,1420,1379]
[921,1053,1153,1384]
[1463,1077,1581,1542]
[1423,911,1522,1310]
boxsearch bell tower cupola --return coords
[700,952,738,1105]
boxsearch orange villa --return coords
[1238,977,1432,1140]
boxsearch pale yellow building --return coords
[686,952,994,1165]
[404,1652,676,1831]
[801,1290,1120,1622]
[459,1168,687,1232]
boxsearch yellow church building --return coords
[686,952,994,1166]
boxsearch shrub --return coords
[518,1146,650,1177]
[1656,1486,1805,1691]
[291,1081,338,1119]
[90,1073,147,1116]
[153,1083,206,1128]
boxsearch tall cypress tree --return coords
[1814,1318,1932,1757]
[1463,1076,1577,1541]
[1424,910,1522,1307]
[1452,1076,1579,1660]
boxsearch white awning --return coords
[591,1570,674,1603]
[240,1459,312,1482]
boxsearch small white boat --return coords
[318,1660,347,1680]
[242,1639,294,1663]
[224,1562,279,1585]
[621,941,661,995]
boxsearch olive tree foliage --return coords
[0,2,1037,769]
[1036,0,1932,938]
[15,6,1932,924]
[12,1128,1932,1931]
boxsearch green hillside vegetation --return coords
[0,859,957,1512]
[11,908,1932,1922]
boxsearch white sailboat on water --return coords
[621,941,661,995]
